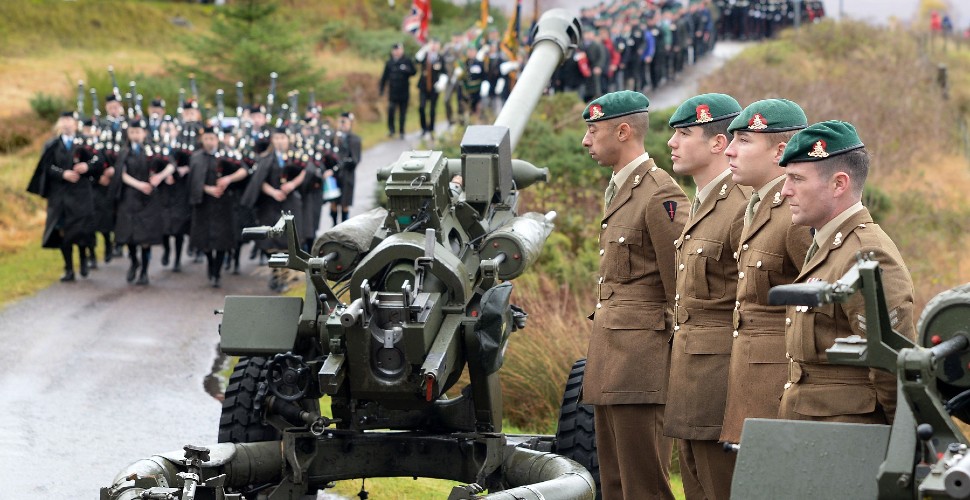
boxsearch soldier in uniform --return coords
[189,126,249,287]
[580,91,689,500]
[27,111,98,282]
[415,39,445,140]
[778,121,915,423]
[664,93,748,500]
[719,99,813,444]
[379,43,416,140]
[112,119,174,285]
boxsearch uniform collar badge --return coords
[832,231,843,246]
[807,139,830,158]
[773,191,782,204]
[695,104,713,123]
[748,113,768,130]
[589,104,605,120]
[633,174,641,186]
[718,184,727,196]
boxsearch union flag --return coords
[403,0,431,44]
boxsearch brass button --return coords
[732,330,739,338]
[596,303,602,309]
[733,252,739,259]
[602,223,607,229]
[679,264,685,270]
[742,244,749,250]
[756,260,763,268]
[696,248,703,254]
[739,272,745,279]
[685,234,691,240]
[599,249,605,256]
[786,352,792,359]
[675,293,680,300]
[674,239,679,245]
[784,382,792,390]
[736,300,741,307]
[786,318,792,326]
[618,236,625,244]
[598,276,604,284]
[674,325,680,331]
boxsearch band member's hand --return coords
[323,169,334,178]
[63,170,80,183]
[216,176,233,189]
[138,181,153,195]
[99,175,111,186]
[149,174,164,187]
[272,188,287,202]
[177,166,190,177]
[165,174,175,185]
[73,162,89,174]
[205,184,224,198]
[104,166,115,178]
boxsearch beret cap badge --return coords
[748,113,768,130]
[589,104,605,121]
[695,104,713,123]
[807,139,830,158]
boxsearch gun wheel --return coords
[218,356,280,443]
[554,358,601,500]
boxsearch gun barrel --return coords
[493,8,580,152]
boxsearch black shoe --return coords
[193,253,203,264]
[161,252,170,267]
[231,265,240,276]
[249,246,259,260]
[60,271,76,282]
[79,258,89,278]
[126,263,138,283]
[399,133,405,140]
[104,250,113,263]
[172,262,182,273]
[136,273,149,285]
[211,276,221,288]
[89,258,98,271]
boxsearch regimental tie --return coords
[690,196,701,217]
[804,238,819,266]
[604,176,617,213]
[744,190,760,226]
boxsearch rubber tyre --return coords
[554,358,601,500]
[218,356,280,443]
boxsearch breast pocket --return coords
[683,238,724,299]
[792,302,836,361]
[605,225,644,279]
[746,251,784,304]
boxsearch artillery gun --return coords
[732,255,970,499]
[102,9,596,500]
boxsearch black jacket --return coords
[380,55,417,102]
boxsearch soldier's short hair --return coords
[624,112,650,139]
[815,148,870,196]
[696,119,732,141]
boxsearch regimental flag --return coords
[481,0,490,31]
[501,0,522,61]
[403,0,431,44]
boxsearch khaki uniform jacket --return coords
[720,177,813,443]
[664,176,749,441]
[778,207,915,424]
[583,159,689,406]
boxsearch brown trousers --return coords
[595,404,674,500]
[678,439,736,500]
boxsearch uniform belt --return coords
[787,360,870,386]
[675,305,732,326]
[598,283,666,302]
[733,309,786,330]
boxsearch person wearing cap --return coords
[718,99,814,445]
[27,111,98,282]
[778,121,915,423]
[663,93,749,500]
[189,126,248,287]
[148,99,166,134]
[334,111,361,225]
[379,42,416,139]
[103,94,126,134]
[112,118,174,285]
[580,90,688,500]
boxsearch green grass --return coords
[0,241,61,308]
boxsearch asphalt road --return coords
[0,41,747,498]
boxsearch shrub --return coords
[29,93,68,122]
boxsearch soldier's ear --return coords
[773,142,787,164]
[710,133,728,154]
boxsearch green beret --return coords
[668,93,741,128]
[727,98,808,134]
[780,120,865,166]
[583,90,650,123]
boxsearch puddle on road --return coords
[204,343,232,401]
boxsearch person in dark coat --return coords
[112,119,174,285]
[240,128,307,291]
[335,112,361,224]
[78,118,106,272]
[189,127,249,287]
[157,119,191,272]
[415,39,446,140]
[379,43,416,139]
[26,111,99,282]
